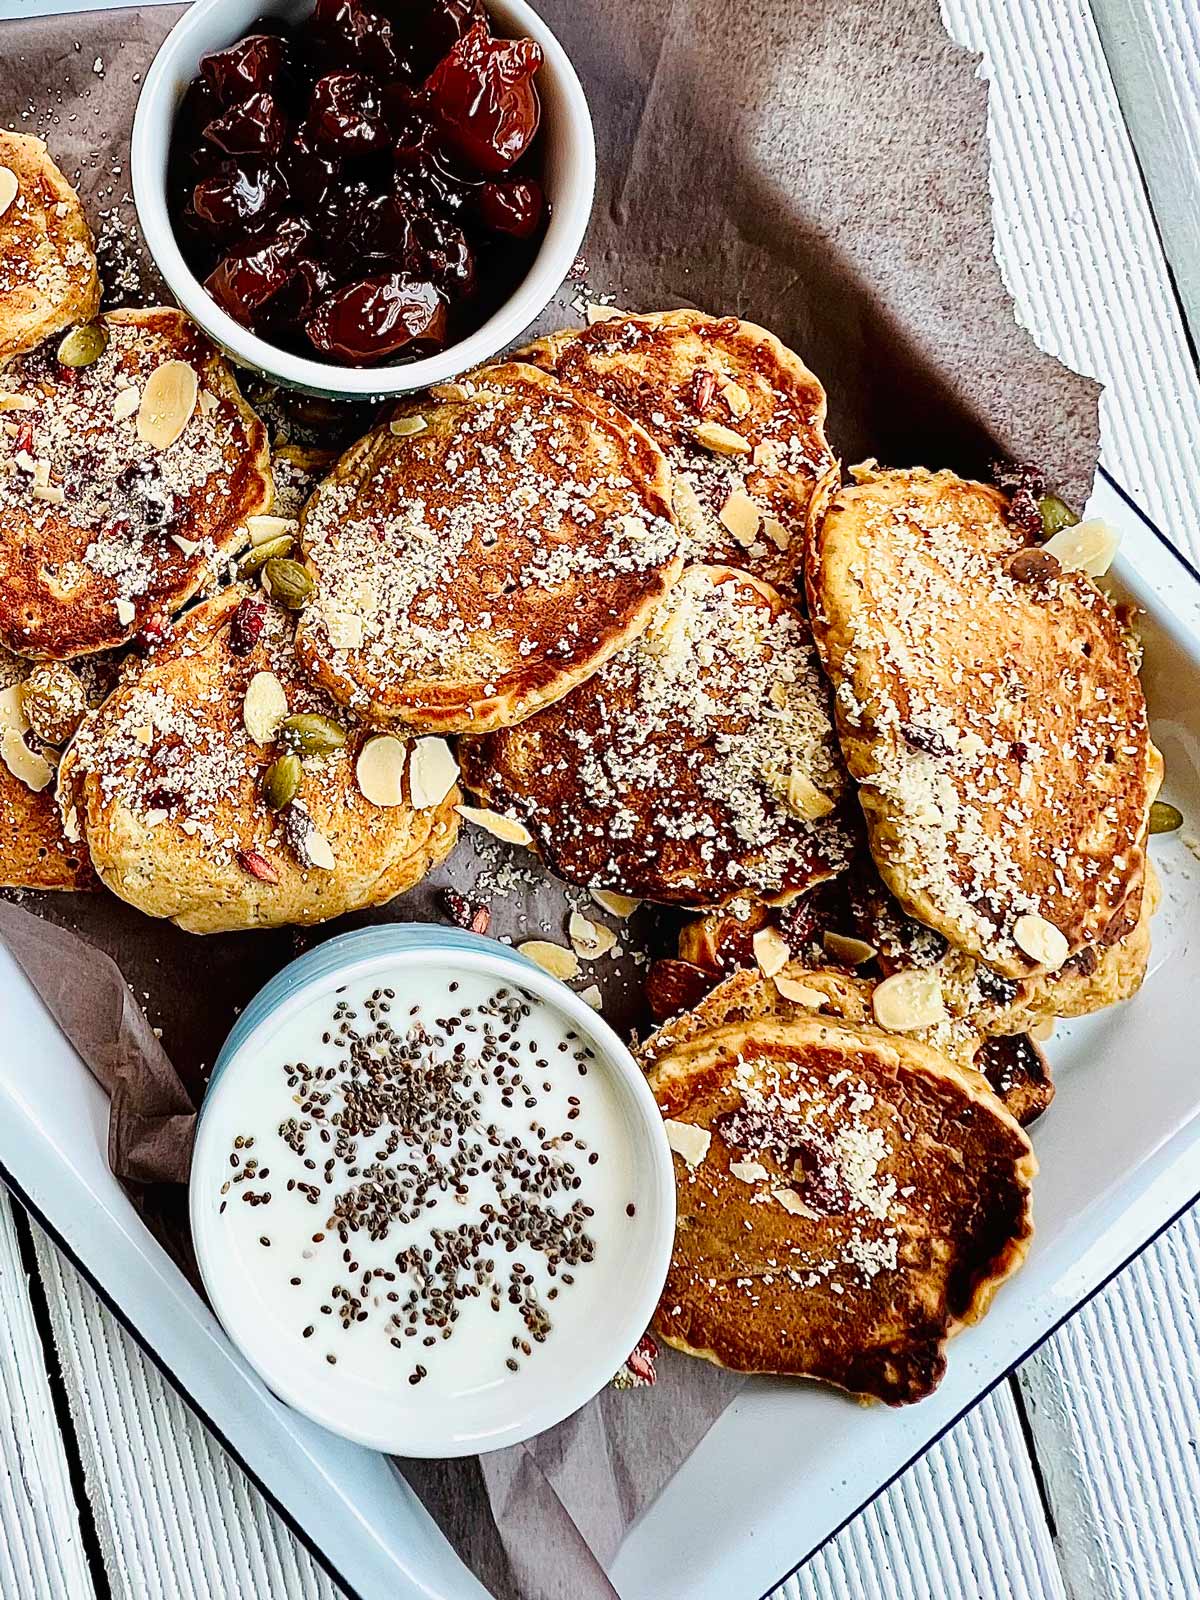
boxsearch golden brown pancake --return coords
[293,362,682,733]
[521,309,834,587]
[807,464,1158,977]
[0,132,101,368]
[0,308,271,661]
[460,564,854,906]
[58,587,458,933]
[646,1013,1035,1403]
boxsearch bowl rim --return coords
[189,923,676,1457]
[130,0,596,398]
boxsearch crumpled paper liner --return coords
[0,0,1103,1594]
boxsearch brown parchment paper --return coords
[0,3,1102,1596]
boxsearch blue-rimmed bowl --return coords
[190,923,675,1456]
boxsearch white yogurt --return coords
[191,945,674,1456]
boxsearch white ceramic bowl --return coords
[131,0,595,398]
[189,925,675,1457]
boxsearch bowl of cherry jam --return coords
[132,0,594,396]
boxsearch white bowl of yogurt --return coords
[190,924,675,1457]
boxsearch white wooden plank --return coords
[31,1229,339,1600]
[0,1192,97,1600]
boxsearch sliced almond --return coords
[1029,1016,1056,1042]
[171,534,201,558]
[242,670,288,746]
[694,421,751,456]
[784,769,834,821]
[0,393,36,413]
[0,166,17,219]
[429,381,472,402]
[590,888,641,918]
[663,1119,710,1169]
[586,302,629,324]
[773,1188,819,1219]
[1,728,52,792]
[578,983,603,1011]
[455,804,533,847]
[114,597,136,627]
[389,414,427,437]
[752,926,790,977]
[1042,517,1120,577]
[721,380,752,418]
[672,475,704,524]
[408,736,459,809]
[718,490,761,547]
[112,385,140,421]
[198,388,220,416]
[143,807,169,827]
[774,974,830,1008]
[0,684,27,733]
[568,910,617,960]
[619,513,649,541]
[729,1159,769,1184]
[323,605,364,651]
[518,940,579,981]
[752,440,779,469]
[1014,912,1069,970]
[761,516,789,551]
[136,360,198,451]
[356,734,409,807]
[246,514,300,547]
[31,483,65,505]
[871,969,947,1033]
[304,826,336,871]
[822,931,876,966]
[132,724,154,746]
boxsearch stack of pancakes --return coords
[0,142,1167,1405]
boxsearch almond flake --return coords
[871,969,947,1032]
[517,940,579,981]
[171,534,201,558]
[429,381,472,402]
[718,490,761,547]
[823,931,876,966]
[198,389,220,416]
[114,598,136,627]
[672,475,704,524]
[1042,517,1120,578]
[730,1160,769,1184]
[242,671,289,745]
[721,380,752,418]
[586,302,628,323]
[455,804,533,847]
[31,483,65,504]
[112,385,140,420]
[773,1188,818,1219]
[0,394,36,413]
[590,888,641,918]
[0,167,17,219]
[137,360,199,451]
[356,735,408,807]
[1029,1016,1056,1042]
[578,983,603,1010]
[752,440,779,468]
[783,769,834,821]
[1,728,52,792]
[323,606,364,650]
[693,421,751,456]
[568,910,617,960]
[1013,912,1069,970]
[408,736,459,809]
[663,1119,710,1169]
[132,724,154,745]
[304,827,336,871]
[62,805,81,843]
[752,926,790,977]
[389,414,427,437]
[143,808,169,827]
[246,514,300,547]
[774,975,829,1008]
[761,516,789,551]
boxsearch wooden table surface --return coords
[1,0,1199,1596]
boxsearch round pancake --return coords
[294,362,682,733]
[0,132,101,367]
[0,307,272,661]
[521,309,834,586]
[57,587,459,933]
[807,463,1159,978]
[460,564,855,906]
[646,1014,1035,1403]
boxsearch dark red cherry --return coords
[474,176,543,238]
[200,35,287,106]
[306,275,447,364]
[260,256,338,332]
[425,21,541,174]
[279,130,342,210]
[203,91,287,155]
[311,0,402,78]
[204,217,312,325]
[309,73,389,155]
[414,216,475,297]
[192,164,284,232]
[362,194,421,270]
[379,0,484,78]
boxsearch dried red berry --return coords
[237,848,281,883]
[473,177,543,238]
[691,370,716,413]
[229,595,267,656]
[200,34,287,107]
[425,21,541,174]
[645,959,714,1022]
[137,613,174,652]
[203,91,288,156]
[305,273,446,365]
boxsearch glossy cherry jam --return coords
[169,2,547,367]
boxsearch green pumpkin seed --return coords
[238,532,295,576]
[278,712,346,756]
[1038,494,1079,538]
[262,752,302,811]
[57,323,109,368]
[1149,800,1184,835]
[263,557,313,610]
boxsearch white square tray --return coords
[1,469,1197,1600]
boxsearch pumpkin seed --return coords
[262,753,302,810]
[238,533,295,576]
[57,323,109,368]
[1038,494,1079,538]
[279,712,346,756]
[263,557,313,609]
[1149,800,1184,835]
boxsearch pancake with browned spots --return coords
[0,132,100,367]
